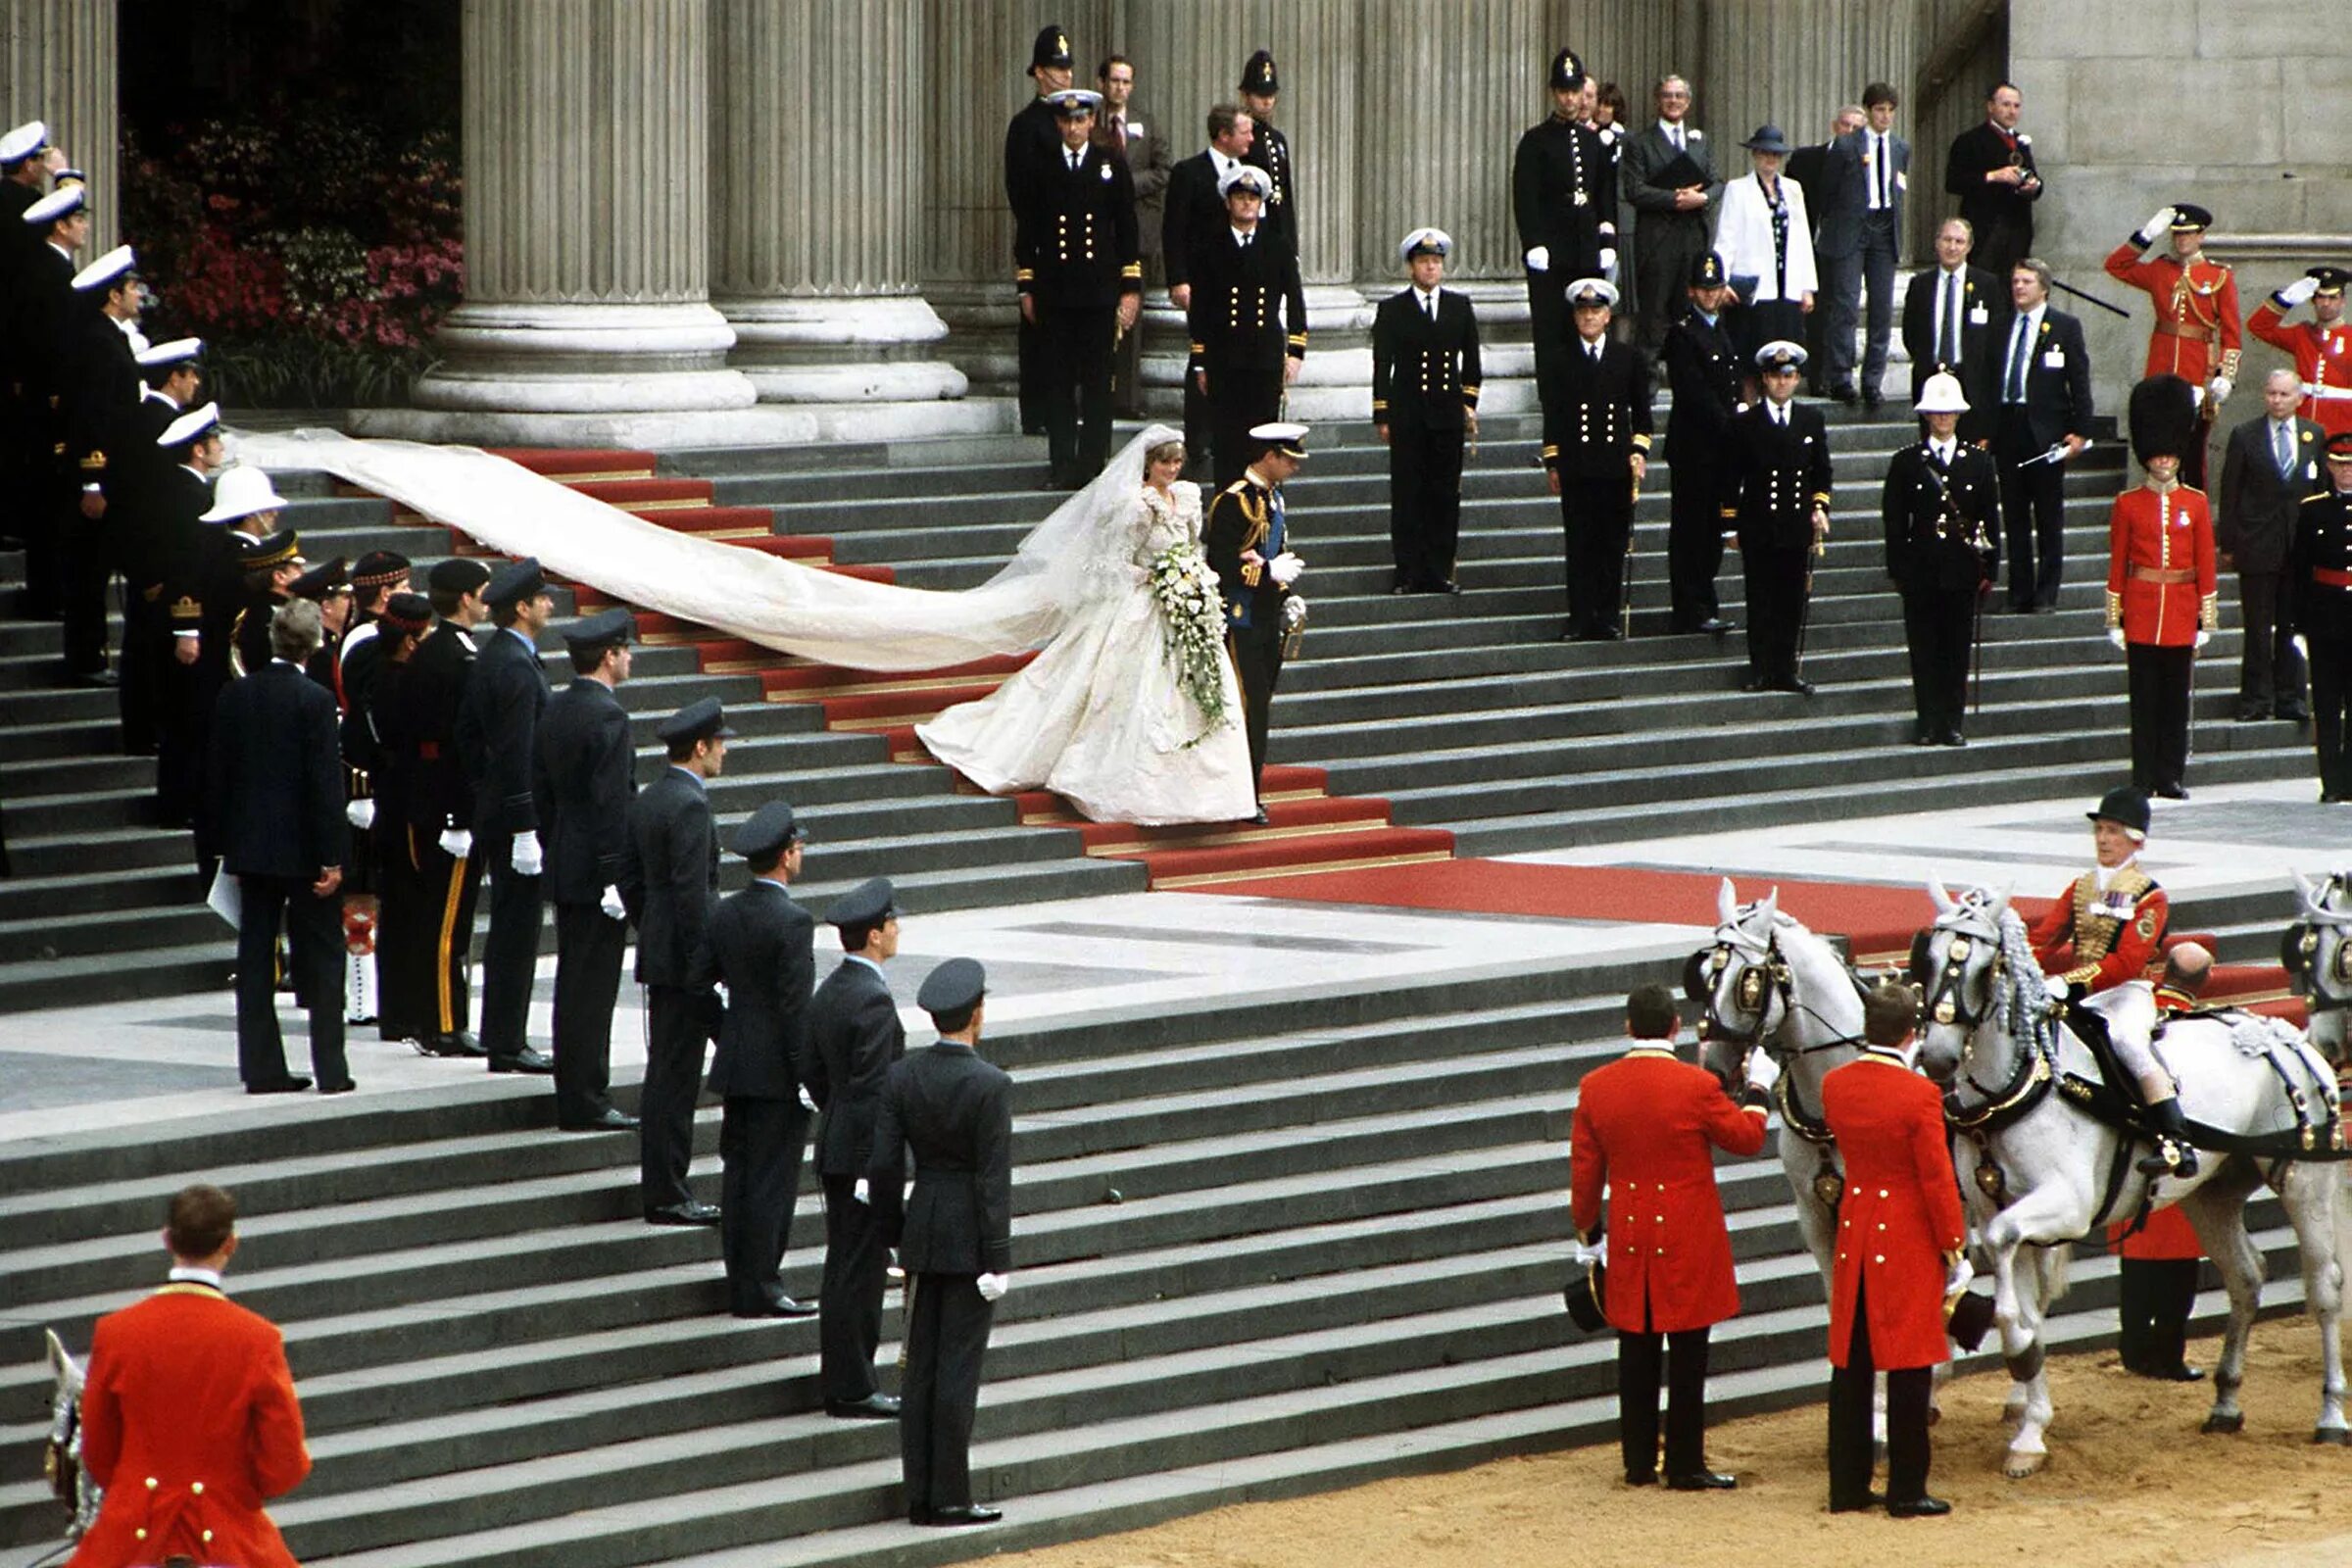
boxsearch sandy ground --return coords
[996,1333,2352,1568]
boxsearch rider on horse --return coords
[2029,785,2198,1177]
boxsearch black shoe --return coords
[488,1047,556,1074]
[246,1076,314,1095]
[2143,1361,2206,1382]
[1887,1495,1952,1518]
[560,1107,641,1132]
[1696,616,1735,634]
[318,1079,358,1095]
[1441,580,1461,595]
[917,1503,1004,1527]
[2137,1100,2200,1178]
[733,1295,818,1319]
[1936,729,1967,748]
[646,1201,722,1227]
[826,1393,903,1419]
[1392,583,1412,595]
[2234,703,2271,722]
[68,667,119,688]
[1861,396,1884,414]
[1742,676,1768,693]
[2278,704,2312,721]
[1625,1469,1659,1487]
[1771,677,1816,696]
[416,1031,487,1058]
[1249,806,1269,825]
[1666,1470,1738,1492]
[1826,383,1859,405]
[1830,1491,1886,1514]
[1910,727,1935,747]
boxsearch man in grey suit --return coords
[1620,74,1720,353]
[2218,368,2324,720]
[869,957,1013,1528]
[1813,82,1907,408]
[696,802,818,1319]
[805,876,906,1418]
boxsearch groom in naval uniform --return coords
[1203,420,1309,820]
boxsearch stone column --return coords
[710,0,973,435]
[0,1,119,254]
[364,0,759,447]
[1703,0,1920,194]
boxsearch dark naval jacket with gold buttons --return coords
[1014,140,1142,310]
[1370,286,1481,433]
[1186,224,1308,383]
[1539,335,1651,478]
[1725,397,1834,550]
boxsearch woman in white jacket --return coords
[1713,124,1817,373]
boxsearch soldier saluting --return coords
[2249,266,2352,439]
[2106,203,2241,487]
[1882,372,1999,746]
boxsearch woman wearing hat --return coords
[1882,372,1999,745]
[1712,124,1818,374]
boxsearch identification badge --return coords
[1969,304,1989,325]
[2043,350,2066,368]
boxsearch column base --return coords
[408,301,759,415]
[716,294,970,405]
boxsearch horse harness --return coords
[1688,927,1865,1209]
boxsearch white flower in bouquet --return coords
[1150,541,1233,742]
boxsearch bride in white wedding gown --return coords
[916,434,1257,824]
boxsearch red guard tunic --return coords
[2105,243,2242,389]
[2030,864,2168,993]
[2248,299,2352,438]
[1569,1045,1768,1334]
[69,1282,310,1568]
[1819,1050,1968,1369]
[2106,482,2219,647]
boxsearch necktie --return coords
[1672,126,1685,153]
[1424,292,1436,320]
[1936,275,1957,366]
[1068,150,1080,171]
[2005,318,2031,403]
[1589,341,1602,364]
[2278,421,2296,476]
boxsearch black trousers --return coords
[1387,420,1465,590]
[1526,269,1569,395]
[233,872,349,1088]
[1559,472,1634,636]
[902,1271,996,1519]
[1226,621,1284,796]
[411,830,481,1038]
[1828,1278,1936,1508]
[56,498,109,677]
[1205,366,1283,488]
[118,584,168,753]
[2117,1256,2200,1372]
[155,640,207,828]
[2127,642,2195,795]
[1903,586,1979,736]
[1036,303,1116,481]
[551,900,625,1124]
[1635,220,1708,353]
[2235,569,2309,713]
[1182,371,1212,481]
[639,984,710,1214]
[1616,1325,1711,1480]
[1997,410,2067,610]
[474,828,545,1059]
[2312,634,2352,799]
[718,1094,810,1313]
[1015,313,1045,434]
[1741,541,1811,683]
[373,824,448,1043]
[820,1172,892,1401]
[1666,464,1729,630]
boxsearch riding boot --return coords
[2136,1097,2199,1178]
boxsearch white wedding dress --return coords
[916,480,1256,825]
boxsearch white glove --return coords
[344,799,376,830]
[438,827,473,860]
[511,829,544,876]
[2294,633,2311,660]
[599,883,626,921]
[2279,275,2322,308]
[1945,1256,1975,1297]
[1579,1235,1609,1269]
[1598,247,1617,275]
[2194,629,2212,651]
[1267,551,1304,587]
[853,1177,869,1204]
[798,1083,817,1112]
[2137,206,2176,244]
[1525,245,1550,273]
[1745,1050,1782,1098]
[2208,374,2232,405]
[976,1272,1009,1302]
[2108,627,2128,651]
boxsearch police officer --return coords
[697,802,819,1319]
[1727,341,1833,693]
[2289,431,2352,802]
[622,696,733,1227]
[1006,24,1075,436]
[1820,984,1969,1518]
[1883,372,2000,745]
[536,608,641,1131]
[1203,421,1308,814]
[1513,48,1618,396]
[1237,49,1296,261]
[2106,204,2241,488]
[1371,227,1481,595]
[2106,375,2217,802]
[1541,277,1652,642]
[1658,251,1742,634]
[805,876,906,1418]
[1186,164,1306,486]
[869,957,1014,1528]
[1017,88,1141,489]
[457,557,558,1076]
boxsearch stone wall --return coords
[0,1,118,254]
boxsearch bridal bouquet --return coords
[1150,542,1231,738]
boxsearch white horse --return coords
[2283,869,2352,1075]
[1913,881,2348,1477]
[44,1328,100,1540]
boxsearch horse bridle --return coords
[1921,920,2055,1130]
[2283,875,2352,1015]
[1690,924,1863,1151]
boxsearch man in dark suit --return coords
[1900,218,2005,443]
[1004,24,1074,437]
[2217,368,2324,720]
[1944,82,2042,287]
[1728,341,1835,694]
[1620,75,1720,353]
[1659,252,1742,634]
[59,245,142,687]
[1813,83,1907,408]
[1018,88,1142,489]
[1787,106,1860,387]
[1883,373,2000,746]
[1513,48,1618,397]
[205,598,352,1095]
[1237,49,1296,262]
[1187,164,1307,486]
[805,876,906,1419]
[1990,258,2094,612]
[456,557,558,1075]
[1371,227,1481,595]
[1161,105,1254,477]
[1203,422,1308,814]
[621,696,733,1227]
[536,609,641,1132]
[1095,54,1171,418]
[869,957,1014,1528]
[695,802,818,1319]
[1541,278,1652,642]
